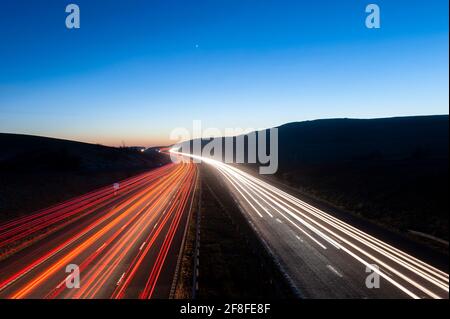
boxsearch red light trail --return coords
[0,161,197,299]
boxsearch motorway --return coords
[1,149,448,300]
[0,161,197,299]
[174,151,449,299]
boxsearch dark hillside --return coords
[181,115,449,245]
[0,133,170,221]
[272,116,448,242]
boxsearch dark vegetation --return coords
[0,133,169,221]
[271,115,449,242]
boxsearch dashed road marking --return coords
[327,265,343,278]
[117,272,126,286]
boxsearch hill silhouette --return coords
[180,115,449,244]
[0,133,169,221]
[0,133,167,172]
[271,115,449,242]
[275,115,448,166]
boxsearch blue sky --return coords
[0,0,448,146]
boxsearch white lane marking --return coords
[218,167,263,218]
[276,218,283,224]
[139,242,146,251]
[295,235,304,243]
[327,265,343,278]
[153,222,158,229]
[265,209,274,218]
[117,272,126,286]
[273,208,327,249]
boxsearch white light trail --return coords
[171,150,449,299]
